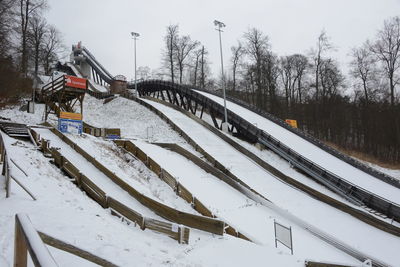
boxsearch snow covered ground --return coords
[2,132,301,267]
[196,91,400,205]
[0,96,310,266]
[140,97,400,266]
[132,140,361,265]
[1,90,399,266]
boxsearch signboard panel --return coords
[65,75,87,89]
[58,118,82,135]
[60,112,82,121]
[274,220,293,254]
[285,119,298,128]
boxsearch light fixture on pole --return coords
[214,20,228,132]
[131,32,140,95]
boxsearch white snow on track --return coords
[1,132,296,267]
[196,90,400,205]
[132,140,360,264]
[141,97,400,265]
[34,127,181,218]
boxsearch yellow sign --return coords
[60,112,82,121]
[285,119,298,128]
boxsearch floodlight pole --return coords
[214,20,228,131]
[131,32,140,94]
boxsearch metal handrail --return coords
[134,79,400,222]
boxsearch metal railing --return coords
[134,79,400,222]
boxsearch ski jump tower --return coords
[71,42,127,93]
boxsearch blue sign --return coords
[58,118,83,134]
[105,134,121,140]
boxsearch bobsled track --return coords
[37,44,400,266]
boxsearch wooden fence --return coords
[14,213,118,267]
[35,132,191,244]
[82,121,121,139]
[47,127,224,235]
[114,139,251,241]
[305,261,355,267]
[1,131,37,200]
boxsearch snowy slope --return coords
[1,93,399,266]
[132,141,361,265]
[196,91,400,205]
[140,97,400,265]
[1,132,306,267]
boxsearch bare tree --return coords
[174,35,199,84]
[350,43,377,103]
[279,55,296,107]
[0,0,15,57]
[244,28,269,90]
[230,41,244,91]
[319,58,344,98]
[137,66,151,80]
[17,0,47,75]
[243,28,270,106]
[370,16,400,105]
[292,54,308,103]
[310,30,333,100]
[41,25,63,75]
[190,48,202,86]
[28,16,47,75]
[163,24,179,83]
[199,45,209,88]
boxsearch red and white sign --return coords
[65,75,87,89]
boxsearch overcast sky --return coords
[45,0,400,81]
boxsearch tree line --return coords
[0,0,63,102]
[160,18,400,164]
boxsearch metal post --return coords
[214,20,228,132]
[131,32,140,96]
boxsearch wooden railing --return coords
[82,121,121,139]
[32,129,195,244]
[14,213,118,267]
[1,131,37,200]
[115,139,251,241]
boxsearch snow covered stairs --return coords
[0,121,30,139]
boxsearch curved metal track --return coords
[194,87,400,189]
[134,79,400,223]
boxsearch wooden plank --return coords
[148,157,161,175]
[193,198,213,217]
[305,262,353,267]
[176,183,193,204]
[62,160,80,179]
[14,214,58,267]
[160,170,177,189]
[136,148,148,163]
[107,197,143,227]
[39,231,118,267]
[81,182,106,207]
[80,174,106,199]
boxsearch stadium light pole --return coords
[131,32,140,94]
[214,20,228,132]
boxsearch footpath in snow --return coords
[140,97,400,265]
[197,91,400,205]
